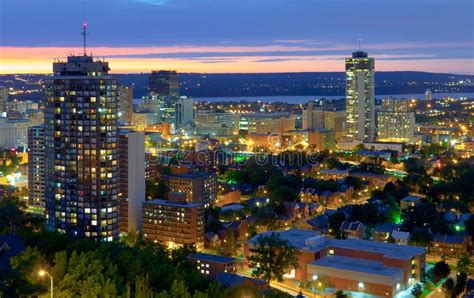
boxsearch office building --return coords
[245,229,425,297]
[345,51,375,141]
[9,100,38,114]
[424,89,432,101]
[196,111,236,136]
[44,55,119,241]
[238,112,295,135]
[145,122,172,139]
[283,129,335,151]
[118,130,145,233]
[149,70,179,99]
[167,172,217,207]
[142,193,205,250]
[118,86,133,125]
[302,102,324,130]
[245,133,282,150]
[0,87,9,114]
[133,111,157,131]
[377,98,415,142]
[28,125,45,210]
[303,103,346,140]
[175,97,194,129]
[0,118,30,149]
[323,109,346,140]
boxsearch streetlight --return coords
[38,270,53,298]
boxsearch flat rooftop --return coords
[327,238,425,259]
[143,199,202,208]
[248,229,425,260]
[190,252,235,264]
[309,255,403,278]
[248,229,319,248]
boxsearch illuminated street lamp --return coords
[38,270,53,298]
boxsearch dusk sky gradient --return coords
[1,0,473,74]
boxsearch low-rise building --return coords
[432,234,471,256]
[400,196,422,210]
[142,196,205,250]
[245,229,425,297]
[392,231,411,246]
[188,252,236,276]
[341,221,366,239]
[373,223,400,242]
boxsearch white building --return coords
[175,97,195,129]
[345,51,375,142]
[377,98,415,142]
[0,118,30,149]
[119,131,146,233]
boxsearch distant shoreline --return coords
[193,92,474,104]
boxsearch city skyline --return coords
[1,0,473,74]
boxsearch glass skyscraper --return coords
[44,55,119,241]
[345,51,375,142]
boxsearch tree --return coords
[328,211,346,236]
[146,177,169,200]
[442,277,455,298]
[454,272,467,297]
[9,247,48,296]
[403,158,427,175]
[409,230,433,248]
[335,290,348,298]
[411,282,423,297]
[344,176,362,191]
[456,254,472,274]
[248,233,299,285]
[227,284,261,298]
[432,261,451,282]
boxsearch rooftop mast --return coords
[82,22,87,56]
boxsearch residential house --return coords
[341,221,366,239]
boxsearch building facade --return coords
[345,51,375,142]
[118,130,145,233]
[245,229,425,297]
[238,112,295,135]
[0,86,8,114]
[377,98,415,142]
[44,55,119,241]
[149,70,179,99]
[28,125,45,210]
[0,118,30,149]
[167,172,217,207]
[118,86,133,125]
[142,197,204,250]
[195,111,236,136]
[175,97,194,129]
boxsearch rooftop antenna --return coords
[358,37,362,51]
[82,22,87,56]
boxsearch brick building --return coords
[142,194,205,250]
[244,229,425,297]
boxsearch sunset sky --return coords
[1,0,473,74]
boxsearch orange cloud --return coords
[1,46,473,74]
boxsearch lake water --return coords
[194,92,474,103]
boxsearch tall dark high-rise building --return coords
[44,55,119,241]
[118,86,133,125]
[28,125,45,210]
[345,51,375,142]
[149,70,179,99]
